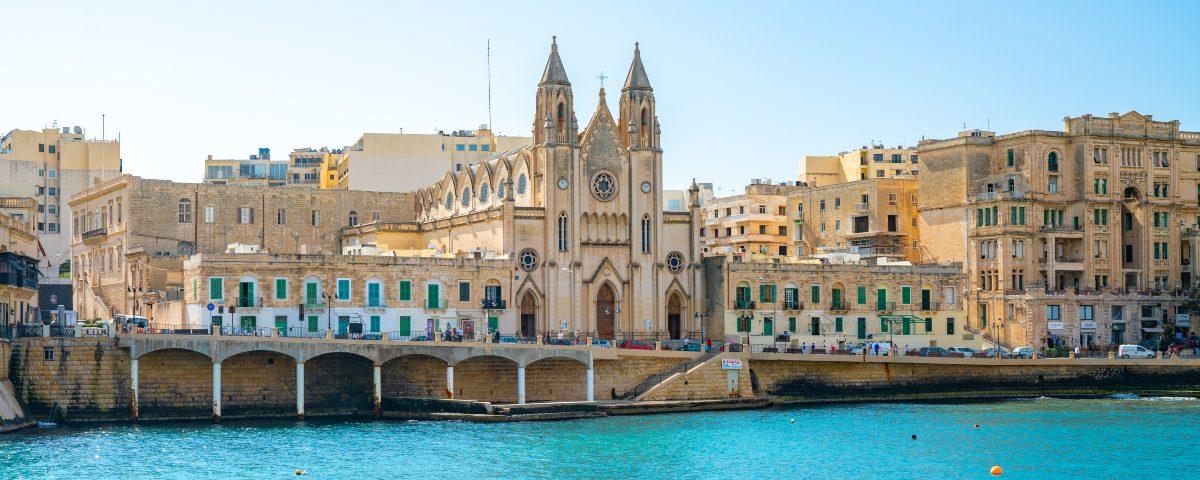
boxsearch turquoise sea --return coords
[1,396,1196,479]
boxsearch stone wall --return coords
[139,348,210,418]
[382,354,448,399]
[0,340,9,378]
[593,355,688,400]
[9,338,131,420]
[641,353,751,401]
[304,353,373,414]
[751,355,1200,402]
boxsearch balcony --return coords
[303,297,325,309]
[81,226,108,244]
[829,300,850,311]
[875,301,897,313]
[782,301,803,311]
[1039,256,1085,271]
[919,301,941,312]
[735,300,756,310]
[236,296,262,309]
[482,298,507,309]
[425,298,449,310]
[365,297,387,309]
[853,202,869,212]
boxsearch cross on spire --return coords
[597,71,608,89]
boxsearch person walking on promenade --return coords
[706,337,713,353]
[1074,345,1081,358]
[873,343,880,356]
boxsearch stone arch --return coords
[525,356,587,402]
[137,348,212,417]
[453,354,520,402]
[134,343,212,361]
[518,290,540,337]
[380,353,450,399]
[303,351,374,413]
[596,281,618,339]
[220,349,297,416]
[667,291,684,339]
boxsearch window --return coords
[1080,305,1094,321]
[517,174,527,195]
[455,144,465,151]
[946,318,955,335]
[461,188,471,207]
[819,200,826,211]
[238,207,254,224]
[1047,151,1059,172]
[480,184,490,203]
[178,199,192,223]
[856,285,866,304]
[277,208,286,225]
[873,153,883,162]
[1007,148,1014,167]
[760,284,776,303]
[336,278,351,301]
[274,278,287,300]
[641,215,652,253]
[1047,305,1061,320]
[481,145,490,152]
[1048,176,1059,194]
[311,210,320,226]
[810,285,820,304]
[209,277,224,301]
[901,286,911,305]
[426,283,441,309]
[348,211,358,227]
[459,282,471,302]
[469,144,478,151]
[205,206,215,223]
[398,280,413,302]
[558,212,569,251]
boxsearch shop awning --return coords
[1142,327,1164,333]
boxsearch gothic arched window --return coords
[556,102,566,133]
[641,215,652,253]
[348,210,358,227]
[479,183,490,204]
[1047,151,1059,172]
[517,174,527,195]
[498,181,507,200]
[557,212,569,252]
[445,192,454,210]
[461,187,471,208]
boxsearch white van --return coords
[1118,344,1155,359]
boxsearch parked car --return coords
[1118,344,1155,359]
[948,347,978,358]
[917,346,950,357]
[1138,339,1161,351]
[1167,339,1198,355]
[981,348,1012,358]
[619,340,654,350]
[1011,346,1035,359]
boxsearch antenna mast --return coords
[487,39,493,131]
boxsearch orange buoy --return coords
[990,465,1003,476]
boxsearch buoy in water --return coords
[789,418,795,424]
[295,469,305,476]
[990,465,1003,476]
[974,423,980,428]
[910,434,917,440]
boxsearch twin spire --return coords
[539,37,651,91]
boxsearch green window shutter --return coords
[925,317,933,332]
[834,317,843,333]
[275,278,287,300]
[399,281,411,301]
[368,283,380,304]
[876,288,887,310]
[856,318,866,339]
[788,317,796,332]
[857,286,866,304]
[901,286,911,304]
[305,282,317,300]
[1010,207,1017,225]
[811,285,820,304]
[770,285,777,302]
[210,278,223,300]
[275,315,288,332]
[1019,207,1025,225]
[977,208,983,226]
[427,284,440,309]
[399,316,411,336]
[880,317,888,332]
[337,279,349,300]
[763,319,773,335]
[831,288,842,307]
[307,316,318,332]
[369,316,380,333]
[487,316,498,333]
[921,289,931,310]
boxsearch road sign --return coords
[207,303,215,312]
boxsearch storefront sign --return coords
[721,359,743,370]
[1047,321,1065,331]
[1175,314,1191,328]
[1080,321,1097,330]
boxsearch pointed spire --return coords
[540,36,570,85]
[622,42,651,90]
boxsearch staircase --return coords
[618,350,720,400]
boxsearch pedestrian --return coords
[706,337,713,353]
[1073,345,1080,358]
[873,343,880,356]
[810,342,816,354]
[684,337,691,349]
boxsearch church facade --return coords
[181,39,706,341]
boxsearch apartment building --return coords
[798,145,920,187]
[202,147,289,186]
[288,147,342,187]
[704,256,968,351]
[919,111,1200,349]
[332,127,531,193]
[68,175,413,321]
[0,206,39,326]
[788,178,922,261]
[701,180,802,258]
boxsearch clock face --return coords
[557,177,569,190]
[641,181,652,193]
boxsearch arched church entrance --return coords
[597,284,616,340]
[667,293,682,340]
[520,292,538,339]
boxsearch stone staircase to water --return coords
[618,350,720,400]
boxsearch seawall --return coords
[749,354,1200,402]
[0,339,33,432]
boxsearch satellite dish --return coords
[73,126,83,134]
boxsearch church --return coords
[399,37,705,339]
[178,38,704,341]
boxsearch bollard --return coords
[655,341,662,350]
[1068,351,1075,359]
[1156,351,1163,360]
[1108,351,1115,359]
[586,337,592,346]
[325,329,334,340]
[270,327,278,338]
[1031,350,1039,360]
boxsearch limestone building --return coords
[202,148,289,187]
[797,145,920,187]
[705,256,967,351]
[788,177,922,261]
[701,180,801,258]
[918,112,1200,349]
[68,175,412,321]
[288,148,340,187]
[330,127,531,193]
[0,207,39,326]
[0,126,121,289]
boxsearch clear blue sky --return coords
[3,0,1198,195]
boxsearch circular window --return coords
[592,172,617,201]
[666,252,685,273]
[518,249,539,271]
